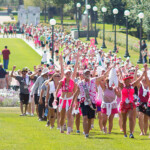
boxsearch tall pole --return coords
[113,14,117,52]
[77,7,80,38]
[52,25,54,61]
[124,16,130,57]
[86,8,89,41]
[137,19,143,64]
[101,13,107,48]
[94,11,97,44]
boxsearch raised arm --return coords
[144,64,150,88]
[11,66,17,78]
[30,77,40,96]
[59,53,64,78]
[96,66,112,82]
[133,65,138,81]
[30,70,38,80]
[132,69,145,87]
[71,52,79,80]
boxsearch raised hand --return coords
[13,66,16,70]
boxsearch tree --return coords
[52,0,70,31]
[127,0,150,39]
[19,0,24,5]
[96,0,126,26]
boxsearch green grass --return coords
[79,37,150,69]
[0,39,41,71]
[0,107,150,150]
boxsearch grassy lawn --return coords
[0,38,41,71]
[80,37,150,69]
[0,107,149,150]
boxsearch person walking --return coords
[1,46,10,70]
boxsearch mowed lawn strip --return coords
[0,107,149,150]
[0,38,41,71]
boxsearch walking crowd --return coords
[1,23,150,139]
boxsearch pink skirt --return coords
[101,108,118,115]
[59,99,72,108]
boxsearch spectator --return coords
[1,46,10,70]
[141,40,147,51]
[0,63,8,89]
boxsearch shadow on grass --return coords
[89,137,113,139]
[111,132,123,135]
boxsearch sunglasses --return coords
[128,69,135,73]
[124,74,131,78]
[54,75,60,78]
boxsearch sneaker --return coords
[31,113,34,116]
[20,114,24,116]
[50,126,54,129]
[38,118,43,121]
[129,133,134,138]
[57,127,60,130]
[83,132,85,135]
[124,135,127,138]
[76,130,80,133]
[60,130,64,133]
[66,132,70,135]
[64,124,67,131]
[43,116,47,121]
[23,113,27,116]
[85,134,89,138]
[26,112,29,115]
[45,121,50,127]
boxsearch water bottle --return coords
[44,108,49,117]
[52,100,57,109]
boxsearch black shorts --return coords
[50,48,52,51]
[55,50,59,53]
[19,93,29,105]
[137,102,147,114]
[46,41,48,44]
[146,107,150,116]
[41,42,45,47]
[9,30,13,34]
[48,93,59,108]
[29,34,32,37]
[80,102,96,119]
[34,94,39,105]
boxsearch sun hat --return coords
[64,69,72,74]
[41,68,49,76]
[123,74,133,80]
[22,68,28,72]
[48,70,55,75]
[83,69,90,74]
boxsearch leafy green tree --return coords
[127,0,150,39]
[19,0,24,5]
[96,0,126,26]
[52,0,70,31]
